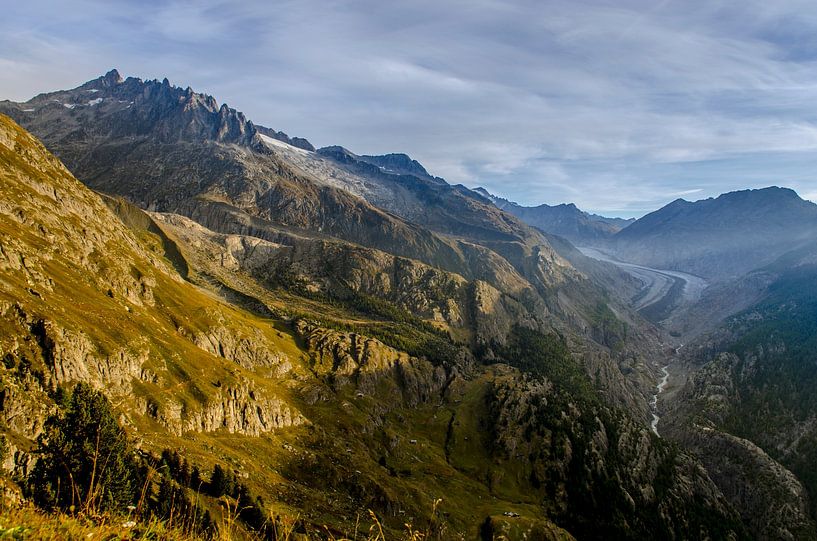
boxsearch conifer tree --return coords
[29,383,138,513]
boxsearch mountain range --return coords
[1,70,816,540]
[473,187,634,245]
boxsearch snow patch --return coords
[63,103,77,109]
[86,89,99,93]
[87,98,103,106]
[259,133,312,155]
[22,108,35,112]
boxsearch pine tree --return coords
[209,464,228,497]
[191,465,202,490]
[29,383,138,513]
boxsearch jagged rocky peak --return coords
[8,69,258,145]
[74,68,124,92]
[99,68,124,88]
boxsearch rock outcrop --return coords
[295,320,449,406]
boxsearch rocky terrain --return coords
[6,70,817,540]
[0,71,760,539]
[660,243,817,539]
[0,71,671,411]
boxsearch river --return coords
[650,365,670,436]
[576,247,701,436]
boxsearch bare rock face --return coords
[295,320,448,406]
[2,439,36,480]
[0,301,155,392]
[31,319,151,390]
[182,385,305,436]
[0,371,52,440]
[192,322,292,376]
[138,383,305,437]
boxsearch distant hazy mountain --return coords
[611,187,817,281]
[473,187,634,245]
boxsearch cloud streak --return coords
[3,0,817,216]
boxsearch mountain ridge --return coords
[473,186,634,245]
[610,186,817,281]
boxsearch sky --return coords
[3,0,817,217]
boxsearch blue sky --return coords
[3,0,817,217]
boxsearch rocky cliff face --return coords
[149,383,305,437]
[295,320,450,407]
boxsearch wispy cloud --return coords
[2,0,817,215]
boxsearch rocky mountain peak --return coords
[317,145,358,163]
[358,152,431,178]
[612,186,817,280]
[3,70,259,146]
[254,125,315,151]
[104,68,123,86]
[715,186,803,206]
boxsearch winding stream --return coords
[650,365,670,436]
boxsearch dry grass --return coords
[0,499,448,541]
[0,503,201,540]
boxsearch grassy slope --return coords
[0,113,577,539]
